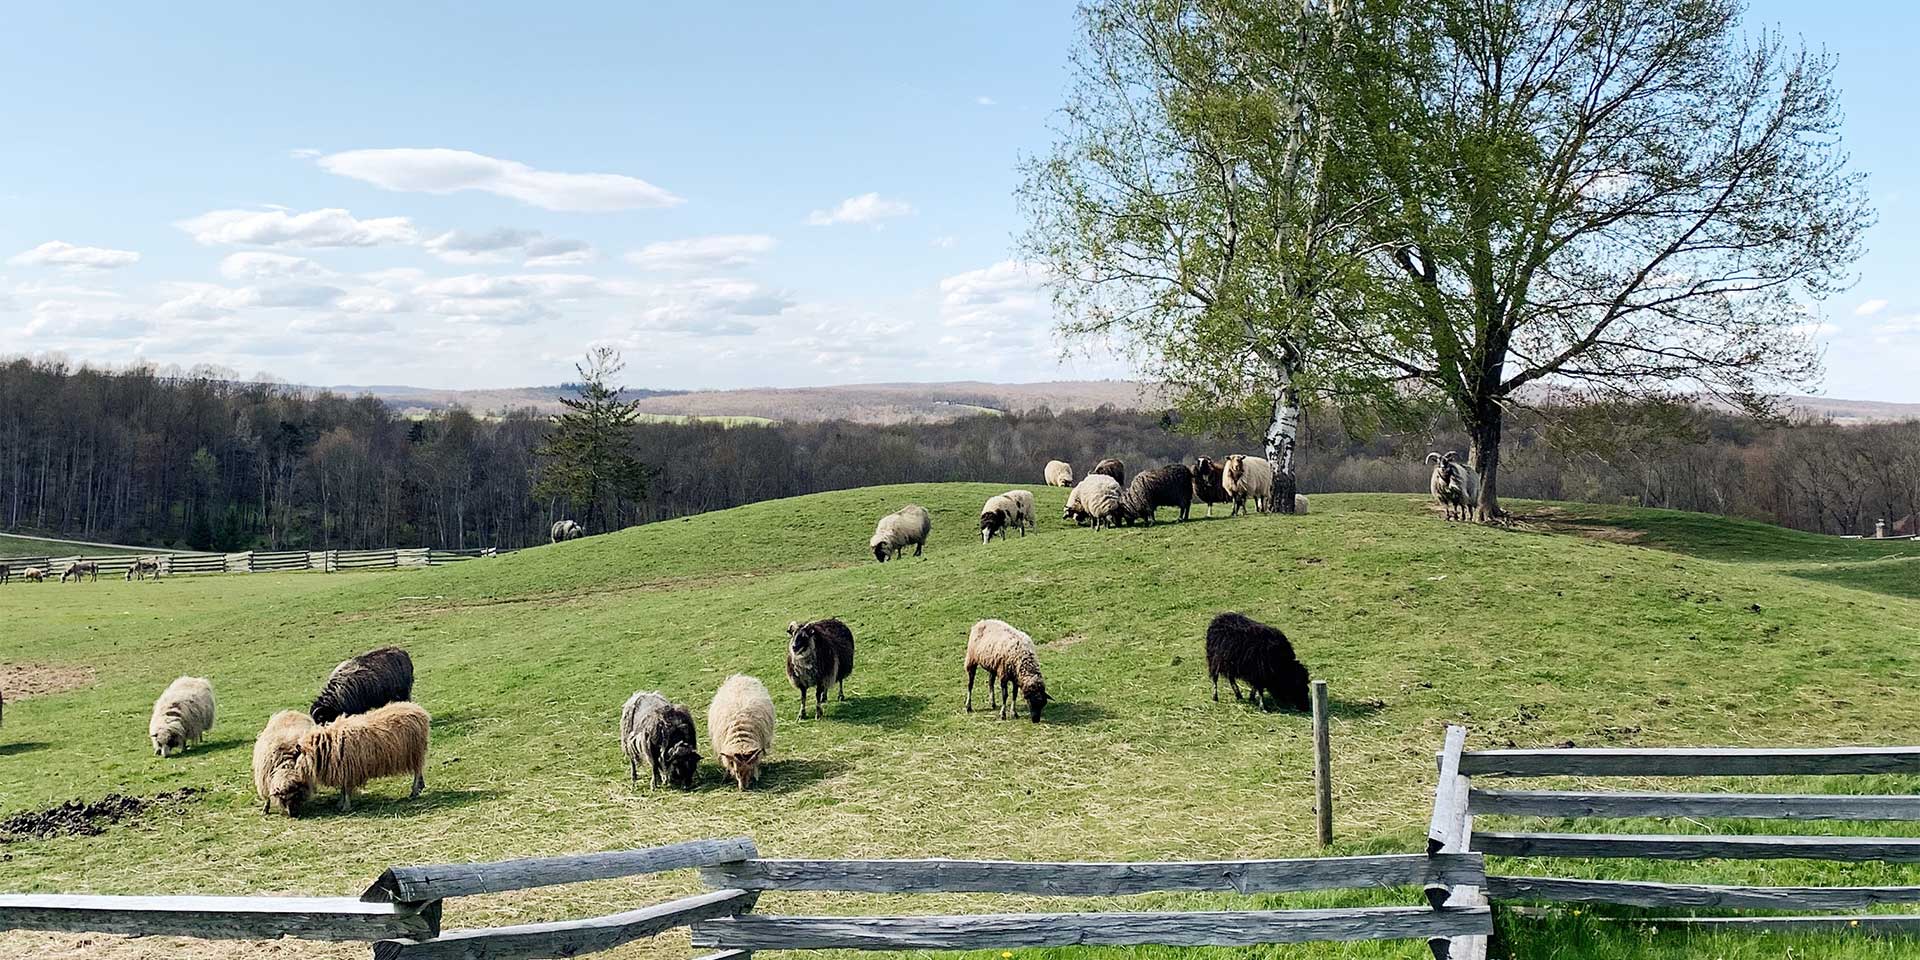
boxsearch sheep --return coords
[22,566,48,583]
[1122,464,1194,526]
[1065,474,1126,530]
[270,701,429,815]
[125,557,162,581]
[149,676,216,757]
[310,647,415,724]
[1191,457,1230,517]
[0,563,9,585]
[964,619,1050,722]
[980,490,1036,542]
[708,674,775,790]
[1092,458,1127,486]
[1427,451,1481,521]
[1044,460,1074,487]
[59,560,99,583]
[551,519,583,543]
[1223,455,1275,516]
[870,504,932,562]
[786,618,856,718]
[1204,612,1311,712]
[252,710,317,814]
[621,691,699,789]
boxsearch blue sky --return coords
[1,3,1913,401]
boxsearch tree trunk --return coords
[1264,359,1302,514]
[1467,403,1504,522]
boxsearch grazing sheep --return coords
[787,618,856,718]
[271,701,429,815]
[708,674,775,790]
[870,504,932,562]
[550,519,583,543]
[310,647,415,724]
[252,710,317,814]
[621,691,699,789]
[1122,464,1194,525]
[1427,451,1481,521]
[125,557,162,581]
[1044,460,1074,487]
[1223,455,1275,516]
[1065,474,1126,530]
[0,563,9,585]
[980,490,1036,542]
[22,566,48,583]
[149,676,216,757]
[964,619,1050,722]
[1191,457,1229,517]
[59,560,99,583]
[1092,458,1127,486]
[1205,613,1311,712]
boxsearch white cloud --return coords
[613,277,795,337]
[9,241,141,270]
[1789,321,1839,337]
[178,208,417,248]
[1871,314,1919,336]
[939,259,1053,331]
[422,228,594,266]
[317,148,681,212]
[24,299,147,338]
[288,147,323,160]
[626,234,777,271]
[218,252,333,282]
[806,192,915,227]
[975,96,997,106]
[930,235,956,249]
[1855,299,1889,317]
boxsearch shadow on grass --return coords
[744,758,851,794]
[0,741,51,757]
[1040,699,1112,727]
[811,693,929,726]
[179,737,250,757]
[1331,698,1387,719]
[294,787,502,820]
[1786,557,1920,601]
[427,711,487,737]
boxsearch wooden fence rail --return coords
[0,894,438,942]
[1,547,506,578]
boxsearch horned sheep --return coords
[787,618,856,718]
[149,676,216,757]
[621,691,700,789]
[1191,457,1229,517]
[252,710,317,813]
[964,619,1050,722]
[709,674,776,790]
[310,647,414,724]
[1223,455,1275,516]
[1044,460,1074,487]
[271,701,429,815]
[1205,612,1311,712]
[1427,451,1481,521]
[870,504,932,562]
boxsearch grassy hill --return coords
[0,533,158,558]
[1,488,1917,959]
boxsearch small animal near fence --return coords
[1434,724,1920,941]
[0,548,500,580]
[0,837,1493,958]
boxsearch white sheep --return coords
[149,676,216,757]
[870,504,932,562]
[1043,460,1074,487]
[1224,454,1275,516]
[253,710,316,813]
[980,490,1037,542]
[1065,474,1125,529]
[708,674,776,790]
[1427,451,1481,521]
[964,619,1050,722]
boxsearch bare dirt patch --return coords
[0,788,201,844]
[1047,632,1089,650]
[0,662,98,700]
[0,932,359,959]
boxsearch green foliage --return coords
[3,487,1918,959]
[533,346,656,529]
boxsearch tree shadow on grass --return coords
[810,693,929,726]
[0,741,50,757]
[294,787,503,820]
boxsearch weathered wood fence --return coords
[0,836,1493,958]
[1435,724,1920,940]
[0,548,500,580]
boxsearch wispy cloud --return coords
[178,208,418,248]
[317,148,682,212]
[626,234,777,271]
[806,192,914,227]
[1855,298,1889,317]
[975,95,997,106]
[9,241,142,270]
[423,228,594,266]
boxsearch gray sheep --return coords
[786,618,856,718]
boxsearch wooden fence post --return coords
[1312,679,1332,847]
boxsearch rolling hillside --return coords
[1,489,1917,959]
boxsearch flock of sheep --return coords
[0,556,163,584]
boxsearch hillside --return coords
[2,490,1918,959]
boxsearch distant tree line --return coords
[1,357,1914,551]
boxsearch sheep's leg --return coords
[965,665,976,712]
[411,771,425,799]
[1229,677,1244,701]
[798,688,810,720]
[338,788,353,812]
[1211,672,1220,702]
[817,686,827,717]
[837,678,846,702]
[629,756,638,782]
[913,542,923,557]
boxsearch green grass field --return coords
[0,532,156,559]
[2,487,1917,959]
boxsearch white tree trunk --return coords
[1264,363,1302,514]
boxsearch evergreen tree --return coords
[533,347,655,532]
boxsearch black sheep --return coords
[640,702,700,790]
[1191,457,1229,516]
[786,618,856,718]
[1123,463,1194,525]
[1092,457,1127,487]
[1204,613,1311,711]
[310,647,414,724]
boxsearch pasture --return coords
[1,485,1917,959]
[0,533,155,558]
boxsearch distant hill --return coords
[329,379,1913,425]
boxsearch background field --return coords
[2,488,1917,959]
[0,533,156,558]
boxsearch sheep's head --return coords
[664,741,700,790]
[789,622,817,659]
[151,727,183,757]
[1023,680,1051,723]
[721,749,762,790]
[871,542,889,562]
[268,754,316,816]
[1277,661,1313,712]
[979,510,1005,542]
